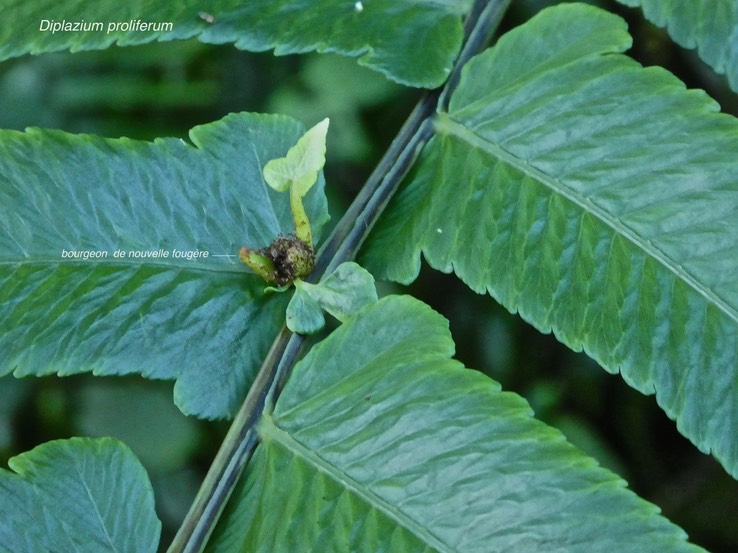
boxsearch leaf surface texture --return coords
[0,112,328,419]
[0,0,472,87]
[362,3,738,478]
[0,437,160,552]
[618,0,738,92]
[207,296,705,553]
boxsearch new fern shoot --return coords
[239,118,329,286]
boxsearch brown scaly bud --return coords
[240,234,314,287]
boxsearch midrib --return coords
[258,414,452,553]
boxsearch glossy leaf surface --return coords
[618,0,738,92]
[0,437,160,552]
[207,296,705,553]
[0,112,328,419]
[1,0,472,87]
[362,3,738,477]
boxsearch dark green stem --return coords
[167,1,510,551]
[313,0,510,276]
[166,327,307,553]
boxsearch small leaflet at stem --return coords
[286,288,325,335]
[286,262,378,334]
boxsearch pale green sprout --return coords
[238,119,377,334]
[263,117,329,246]
[239,118,329,285]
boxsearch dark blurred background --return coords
[1,1,736,550]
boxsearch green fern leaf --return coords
[207,296,705,553]
[0,0,472,88]
[0,437,160,552]
[0,112,328,419]
[362,3,738,478]
[618,0,738,93]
